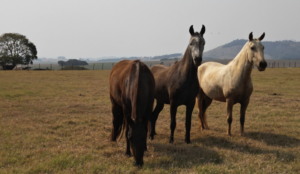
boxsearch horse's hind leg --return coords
[125,124,131,157]
[149,101,164,140]
[240,98,250,136]
[196,92,205,130]
[196,91,211,130]
[226,99,234,136]
[201,95,212,130]
[110,98,123,141]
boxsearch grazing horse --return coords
[109,60,155,166]
[150,25,206,144]
[196,32,267,136]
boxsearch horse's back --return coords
[150,64,168,74]
[198,62,228,83]
[198,62,225,72]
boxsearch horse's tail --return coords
[128,60,140,121]
[120,60,141,141]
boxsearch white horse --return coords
[196,32,267,136]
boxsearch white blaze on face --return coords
[190,37,199,58]
[189,36,205,66]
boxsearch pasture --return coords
[0,69,300,173]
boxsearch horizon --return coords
[1,0,300,59]
[35,39,300,60]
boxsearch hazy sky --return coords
[1,0,300,58]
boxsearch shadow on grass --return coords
[194,136,270,154]
[245,131,300,147]
[194,135,297,163]
[145,142,223,169]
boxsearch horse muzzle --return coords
[194,57,202,66]
[258,61,267,71]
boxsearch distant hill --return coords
[97,53,183,62]
[203,39,300,60]
[151,53,182,60]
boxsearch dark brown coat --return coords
[109,60,155,166]
[149,25,206,144]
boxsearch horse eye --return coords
[190,43,193,46]
[251,47,255,50]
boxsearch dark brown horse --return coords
[109,60,155,166]
[149,25,206,144]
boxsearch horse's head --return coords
[127,121,147,166]
[189,25,206,67]
[246,32,267,71]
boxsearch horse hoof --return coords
[185,139,190,144]
[240,133,244,136]
[149,135,154,140]
[133,161,143,167]
[126,152,131,157]
[169,139,174,143]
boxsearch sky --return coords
[1,0,300,59]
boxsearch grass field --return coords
[0,68,300,173]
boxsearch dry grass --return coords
[0,68,300,173]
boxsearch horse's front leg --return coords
[185,100,195,144]
[240,98,250,136]
[226,99,234,136]
[169,103,178,143]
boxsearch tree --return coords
[0,33,37,67]
[58,59,88,67]
[58,60,65,67]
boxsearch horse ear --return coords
[258,32,265,41]
[189,25,194,36]
[249,32,253,41]
[200,25,206,36]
